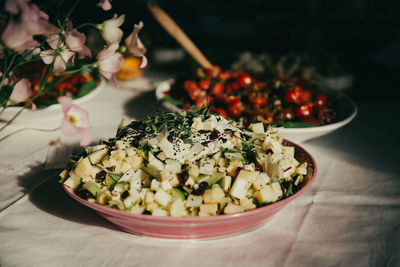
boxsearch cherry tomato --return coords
[284,85,303,103]
[249,92,268,106]
[295,104,313,117]
[183,103,192,111]
[315,93,328,107]
[253,82,265,90]
[216,107,228,118]
[237,73,253,87]
[199,79,211,90]
[184,80,205,101]
[225,82,240,93]
[210,83,224,95]
[223,94,240,103]
[228,99,243,117]
[219,70,234,81]
[300,90,312,102]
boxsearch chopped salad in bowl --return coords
[60,107,313,218]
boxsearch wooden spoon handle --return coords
[148,3,213,69]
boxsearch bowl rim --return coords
[63,139,317,223]
[155,79,357,133]
[3,77,105,114]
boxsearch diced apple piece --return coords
[59,169,68,181]
[170,198,187,217]
[145,191,155,203]
[116,140,130,150]
[110,149,126,162]
[154,189,171,207]
[252,172,271,191]
[161,180,172,191]
[262,139,282,155]
[240,198,256,210]
[186,194,203,207]
[152,207,169,216]
[251,122,264,134]
[199,204,218,216]
[188,163,200,178]
[119,169,135,182]
[224,152,243,161]
[64,171,81,190]
[75,157,93,178]
[270,182,283,199]
[223,203,245,214]
[203,187,225,204]
[82,181,100,197]
[230,170,260,200]
[96,190,111,205]
[129,204,145,214]
[124,154,144,172]
[156,151,166,161]
[145,202,158,212]
[199,158,214,175]
[185,176,195,188]
[191,117,203,131]
[123,191,141,207]
[221,175,232,192]
[185,143,204,160]
[150,179,160,191]
[226,160,243,177]
[254,186,278,203]
[147,153,165,172]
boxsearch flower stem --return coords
[0,126,60,143]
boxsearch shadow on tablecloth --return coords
[123,90,167,121]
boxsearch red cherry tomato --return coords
[253,82,265,90]
[225,82,240,93]
[237,73,253,87]
[210,83,224,95]
[199,79,211,90]
[296,104,313,117]
[184,80,205,101]
[284,85,303,103]
[315,93,328,107]
[205,66,222,78]
[249,92,268,106]
[300,90,312,102]
[183,103,192,111]
[228,100,243,117]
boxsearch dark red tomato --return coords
[295,104,313,117]
[237,73,253,87]
[300,90,312,102]
[228,100,243,117]
[315,93,328,107]
[199,79,211,90]
[216,107,228,118]
[253,82,265,90]
[223,94,240,103]
[210,83,224,95]
[219,70,234,81]
[284,85,303,103]
[195,96,211,108]
[249,92,268,106]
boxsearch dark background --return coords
[73,0,400,100]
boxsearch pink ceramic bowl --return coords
[63,139,317,239]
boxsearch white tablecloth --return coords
[0,75,399,267]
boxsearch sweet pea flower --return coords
[125,21,147,68]
[1,1,58,52]
[96,43,124,86]
[9,78,32,105]
[97,0,112,11]
[98,14,125,44]
[58,96,92,146]
[40,23,91,72]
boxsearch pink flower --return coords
[125,21,147,68]
[58,96,92,146]
[98,14,125,44]
[97,0,112,11]
[40,24,91,72]
[9,78,32,105]
[1,1,58,52]
[96,43,124,86]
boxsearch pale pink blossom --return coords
[9,78,32,105]
[96,43,124,86]
[40,48,76,73]
[99,14,125,44]
[97,0,112,11]
[58,96,92,146]
[1,1,58,52]
[40,24,91,72]
[125,21,147,68]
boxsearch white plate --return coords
[155,80,358,142]
[0,79,105,125]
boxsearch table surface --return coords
[0,74,399,267]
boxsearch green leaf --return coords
[0,85,13,106]
[73,80,98,99]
